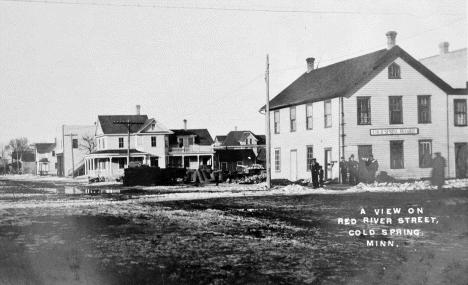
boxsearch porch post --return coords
[197,155,200,167]
[109,157,112,175]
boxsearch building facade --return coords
[55,125,95,177]
[35,143,56,175]
[84,113,172,177]
[263,32,468,182]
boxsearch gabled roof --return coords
[35,143,55,154]
[261,45,455,111]
[169,129,214,146]
[221,131,266,146]
[97,115,149,134]
[215,135,227,143]
[45,143,56,153]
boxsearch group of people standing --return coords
[309,159,324,189]
[340,154,379,186]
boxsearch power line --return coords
[1,0,465,18]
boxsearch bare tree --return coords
[8,137,30,174]
[79,134,96,154]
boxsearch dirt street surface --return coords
[0,176,467,285]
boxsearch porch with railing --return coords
[169,145,213,153]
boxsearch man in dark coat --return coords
[318,165,324,188]
[347,155,358,186]
[310,159,319,189]
[431,152,446,190]
[339,156,348,184]
[366,155,379,183]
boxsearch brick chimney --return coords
[306,58,315,73]
[439,42,449,55]
[386,31,397,49]
[136,105,141,115]
[183,119,187,130]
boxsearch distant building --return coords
[55,125,95,177]
[35,143,56,175]
[261,32,468,181]
[167,120,214,169]
[213,130,265,171]
[84,105,173,177]
[420,43,467,89]
[11,150,36,174]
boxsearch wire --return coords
[1,0,465,18]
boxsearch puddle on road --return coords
[58,187,121,195]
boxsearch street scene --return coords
[0,0,467,284]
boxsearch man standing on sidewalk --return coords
[339,156,348,184]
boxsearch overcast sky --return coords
[0,0,466,147]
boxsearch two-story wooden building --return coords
[262,32,467,182]
[84,111,173,177]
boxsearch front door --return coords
[290,150,297,181]
[324,148,332,179]
[455,143,468,178]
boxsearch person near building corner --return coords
[339,156,348,184]
[367,155,379,183]
[310,158,319,189]
[318,165,324,188]
[347,155,358,186]
[431,152,446,190]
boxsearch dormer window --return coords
[151,123,156,131]
[388,63,401,79]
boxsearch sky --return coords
[0,0,466,147]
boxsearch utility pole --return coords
[113,120,144,167]
[265,54,271,190]
[65,134,78,178]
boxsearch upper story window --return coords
[274,111,280,134]
[72,139,78,149]
[119,137,124,148]
[52,151,55,157]
[388,63,401,79]
[151,123,156,131]
[357,97,371,125]
[324,100,332,128]
[151,136,157,147]
[389,96,403,124]
[306,103,313,130]
[290,107,296,132]
[418,95,431,124]
[454,99,467,126]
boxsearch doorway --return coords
[324,148,332,179]
[455,143,468,178]
[358,145,373,161]
[290,150,297,181]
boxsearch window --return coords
[52,151,55,157]
[357,97,371,125]
[290,107,296,132]
[389,96,403,124]
[390,141,404,169]
[119,137,124,148]
[306,103,313,130]
[419,140,432,168]
[237,161,243,166]
[454,99,467,126]
[151,136,157,147]
[151,123,156,131]
[324,100,332,128]
[221,162,227,170]
[72,139,78,149]
[274,149,281,172]
[418,95,431,124]
[274,111,280,134]
[306,146,314,171]
[388,62,401,79]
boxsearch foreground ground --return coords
[0,176,467,285]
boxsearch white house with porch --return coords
[84,113,173,177]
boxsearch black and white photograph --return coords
[0,0,467,284]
